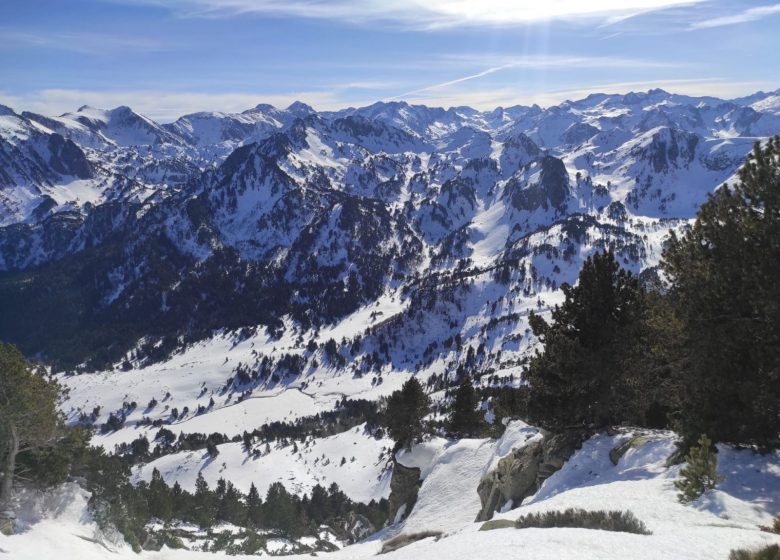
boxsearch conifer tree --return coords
[247,483,263,527]
[662,137,780,449]
[449,375,483,437]
[147,467,172,521]
[193,471,216,528]
[674,434,724,503]
[264,482,301,536]
[0,343,61,532]
[524,250,645,431]
[383,377,430,450]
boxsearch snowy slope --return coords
[3,428,779,560]
[133,423,393,503]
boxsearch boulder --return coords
[475,430,586,522]
[479,519,515,531]
[387,459,421,525]
[334,511,377,543]
[475,439,543,522]
[538,430,587,481]
[609,435,652,466]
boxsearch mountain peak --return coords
[286,101,315,115]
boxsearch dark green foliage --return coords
[383,377,430,450]
[480,386,529,434]
[193,471,217,528]
[239,530,267,554]
[448,375,484,437]
[147,468,173,521]
[247,483,263,527]
[216,478,247,526]
[674,434,723,504]
[524,250,647,431]
[513,508,651,535]
[15,424,91,488]
[730,545,780,560]
[662,137,780,449]
[761,517,780,535]
[264,482,301,537]
[0,343,63,519]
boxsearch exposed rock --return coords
[387,458,421,525]
[0,517,13,536]
[333,511,377,544]
[380,531,442,554]
[475,430,586,522]
[504,155,570,213]
[538,430,587,481]
[609,435,652,466]
[479,519,515,531]
[475,439,543,522]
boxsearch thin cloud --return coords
[105,0,705,29]
[395,55,683,98]
[0,29,171,55]
[690,3,780,29]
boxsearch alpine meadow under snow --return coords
[0,87,779,560]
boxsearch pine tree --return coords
[383,377,430,450]
[449,375,483,437]
[674,434,724,504]
[171,481,186,519]
[147,467,172,521]
[662,137,780,449]
[247,483,263,527]
[0,343,61,532]
[217,480,246,525]
[524,250,646,431]
[193,471,216,528]
[264,482,301,537]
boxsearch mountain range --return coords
[1,88,779,372]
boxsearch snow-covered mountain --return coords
[1,87,779,559]
[0,87,776,378]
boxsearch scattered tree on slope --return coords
[383,377,430,451]
[448,375,484,437]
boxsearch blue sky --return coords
[1,0,779,121]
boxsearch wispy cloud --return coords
[690,3,780,29]
[106,0,705,29]
[394,55,683,98]
[0,29,171,55]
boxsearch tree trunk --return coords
[0,424,18,534]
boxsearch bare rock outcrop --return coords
[475,430,585,521]
[387,458,421,525]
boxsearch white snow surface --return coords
[4,426,779,560]
[133,423,393,503]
